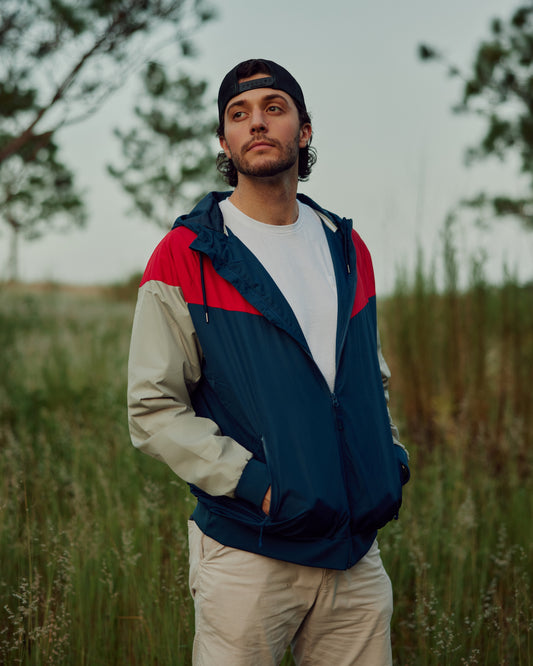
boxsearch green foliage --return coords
[382,221,533,470]
[108,61,222,227]
[0,240,531,663]
[419,4,533,229]
[0,0,214,164]
[0,0,215,278]
[384,446,533,664]
[0,131,86,281]
[1,135,86,239]
[0,288,195,664]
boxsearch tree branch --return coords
[0,1,144,166]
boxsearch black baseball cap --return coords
[217,59,307,123]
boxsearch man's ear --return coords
[219,135,231,158]
[299,123,312,149]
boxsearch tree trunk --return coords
[7,224,20,283]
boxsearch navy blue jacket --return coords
[128,191,409,570]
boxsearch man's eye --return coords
[267,105,282,112]
[232,111,245,120]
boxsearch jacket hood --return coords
[172,191,231,234]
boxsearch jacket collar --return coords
[172,191,349,236]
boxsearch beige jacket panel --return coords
[377,329,407,455]
[127,279,253,497]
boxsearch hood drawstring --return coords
[199,253,209,324]
[258,515,268,549]
[343,225,352,275]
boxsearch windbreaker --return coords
[128,191,409,571]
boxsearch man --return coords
[128,58,410,665]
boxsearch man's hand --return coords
[262,486,271,515]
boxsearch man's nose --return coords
[250,108,267,133]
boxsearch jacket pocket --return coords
[266,489,350,539]
[263,440,350,540]
[201,472,349,539]
[342,439,403,533]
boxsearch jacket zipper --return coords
[330,391,354,567]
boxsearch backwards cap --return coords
[217,59,307,123]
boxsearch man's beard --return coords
[229,133,300,179]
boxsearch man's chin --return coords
[236,158,297,179]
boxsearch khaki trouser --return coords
[188,521,393,666]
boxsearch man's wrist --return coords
[235,459,271,508]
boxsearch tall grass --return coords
[382,224,533,472]
[0,288,194,664]
[380,227,533,664]
[0,231,532,664]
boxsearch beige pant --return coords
[188,521,393,666]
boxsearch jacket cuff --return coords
[235,459,270,508]
[395,445,410,485]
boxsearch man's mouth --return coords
[246,140,276,152]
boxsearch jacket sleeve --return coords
[377,329,410,484]
[127,278,262,498]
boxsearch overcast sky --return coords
[4,0,532,294]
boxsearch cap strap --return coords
[237,77,275,94]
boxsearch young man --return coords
[128,58,410,665]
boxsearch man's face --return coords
[219,74,312,181]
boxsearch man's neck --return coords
[228,173,299,226]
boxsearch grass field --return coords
[1,258,532,664]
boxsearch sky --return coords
[4,0,532,294]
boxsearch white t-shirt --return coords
[219,199,338,391]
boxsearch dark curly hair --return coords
[216,60,317,187]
